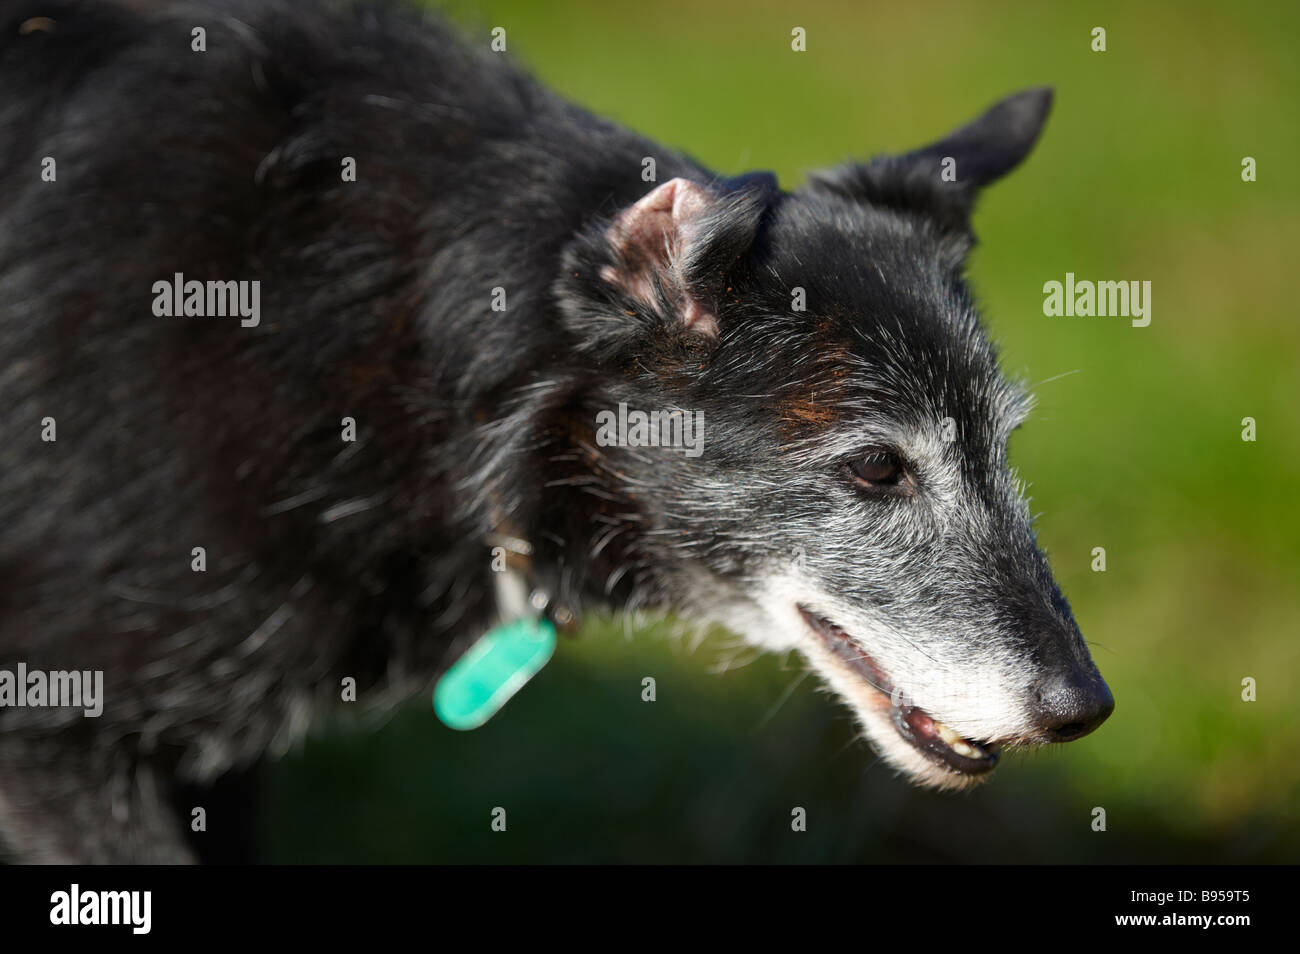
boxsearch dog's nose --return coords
[1030,668,1114,742]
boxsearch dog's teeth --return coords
[951,740,982,759]
[935,722,963,745]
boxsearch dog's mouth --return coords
[797,605,1001,777]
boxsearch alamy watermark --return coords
[50,884,150,934]
[0,663,103,717]
[595,402,705,458]
[151,272,261,327]
[1042,272,1151,327]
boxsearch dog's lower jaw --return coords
[684,576,1013,789]
[712,582,1007,790]
[797,633,993,792]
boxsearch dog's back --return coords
[0,0,685,861]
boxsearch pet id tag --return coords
[433,561,556,730]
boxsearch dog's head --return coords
[554,88,1112,789]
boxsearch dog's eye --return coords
[846,451,912,495]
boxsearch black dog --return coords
[0,0,1111,862]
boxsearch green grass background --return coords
[269,0,1300,862]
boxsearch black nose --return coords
[1031,668,1114,742]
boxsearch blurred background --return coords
[268,0,1300,862]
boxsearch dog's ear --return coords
[559,176,774,356]
[806,87,1053,238]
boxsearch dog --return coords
[0,0,1113,862]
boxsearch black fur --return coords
[0,0,1107,861]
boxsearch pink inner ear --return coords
[600,178,719,338]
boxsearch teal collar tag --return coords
[433,615,556,730]
[433,557,557,730]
